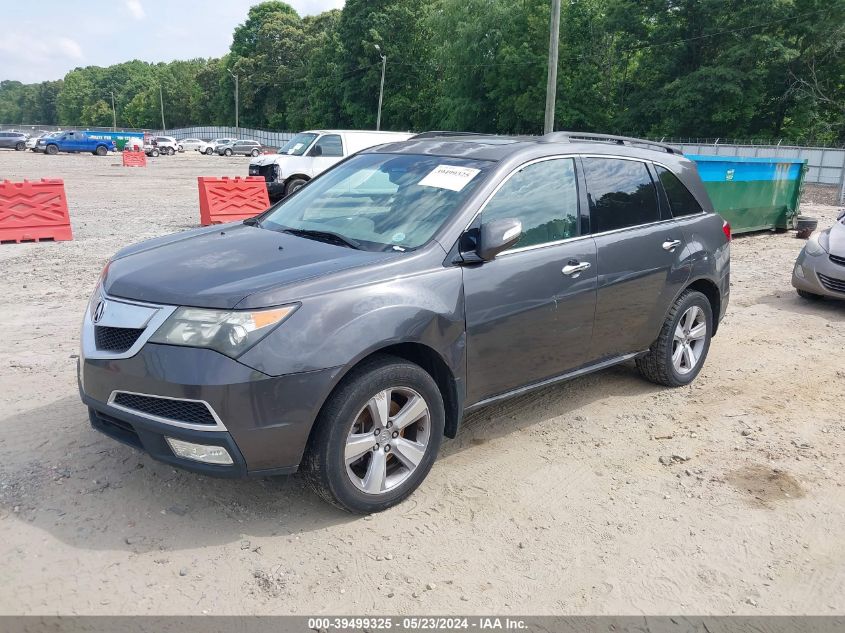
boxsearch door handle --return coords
[562,261,591,276]
[662,239,682,252]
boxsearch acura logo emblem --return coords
[93,299,106,323]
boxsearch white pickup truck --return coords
[249,129,413,200]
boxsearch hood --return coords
[828,219,845,256]
[104,224,397,309]
[250,154,279,166]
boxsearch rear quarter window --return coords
[655,166,703,217]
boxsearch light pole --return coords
[374,44,386,131]
[544,0,561,134]
[159,84,166,131]
[109,91,117,131]
[227,69,239,130]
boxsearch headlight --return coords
[804,232,829,256]
[149,304,298,357]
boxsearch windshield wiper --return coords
[243,216,262,228]
[282,228,361,250]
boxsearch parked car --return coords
[217,139,262,157]
[792,210,845,300]
[78,131,730,513]
[38,131,115,155]
[148,136,179,155]
[26,132,52,150]
[249,130,414,200]
[178,138,212,154]
[208,138,238,154]
[0,131,29,151]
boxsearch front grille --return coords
[829,253,845,267]
[112,392,218,426]
[817,272,845,294]
[251,164,276,182]
[95,326,144,353]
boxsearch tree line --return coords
[1,0,843,143]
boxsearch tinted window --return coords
[656,166,703,217]
[483,158,579,249]
[314,134,343,157]
[583,158,660,233]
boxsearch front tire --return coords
[251,148,260,157]
[205,147,213,155]
[636,289,713,387]
[285,177,307,196]
[303,355,445,514]
[224,148,233,156]
[15,142,25,151]
[151,149,159,157]
[45,144,58,155]
[95,145,107,156]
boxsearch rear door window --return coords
[582,158,660,233]
[483,158,580,249]
[655,166,703,217]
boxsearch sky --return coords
[0,0,345,84]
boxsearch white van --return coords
[249,129,413,200]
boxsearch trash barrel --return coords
[687,155,807,234]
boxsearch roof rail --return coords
[410,131,485,139]
[539,131,678,154]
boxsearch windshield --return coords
[262,153,491,251]
[278,132,318,156]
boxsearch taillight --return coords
[722,220,731,242]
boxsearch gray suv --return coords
[0,131,29,150]
[78,132,730,513]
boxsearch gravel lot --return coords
[0,149,843,615]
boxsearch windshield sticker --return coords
[287,143,304,155]
[391,232,406,242]
[418,165,481,192]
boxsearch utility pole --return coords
[375,45,386,131]
[544,0,561,134]
[110,91,117,131]
[159,84,166,131]
[227,69,239,129]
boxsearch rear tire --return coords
[302,355,445,514]
[205,147,213,155]
[636,289,713,387]
[797,289,824,301]
[251,148,260,157]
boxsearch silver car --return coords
[178,138,213,154]
[792,210,845,300]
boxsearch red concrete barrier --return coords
[122,150,147,167]
[198,176,270,226]
[0,179,73,243]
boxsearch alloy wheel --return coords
[344,387,431,495]
[672,305,707,375]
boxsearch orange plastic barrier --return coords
[0,179,73,243]
[198,176,270,226]
[122,150,147,167]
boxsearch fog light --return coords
[795,264,805,279]
[166,437,233,465]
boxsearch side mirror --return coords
[309,145,323,157]
[476,218,522,261]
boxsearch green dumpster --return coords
[688,155,807,234]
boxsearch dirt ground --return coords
[0,150,843,616]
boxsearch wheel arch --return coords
[310,342,463,448]
[681,277,722,335]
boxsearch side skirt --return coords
[464,351,645,413]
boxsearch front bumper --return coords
[79,342,342,477]
[792,249,845,299]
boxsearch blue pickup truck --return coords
[37,131,116,156]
